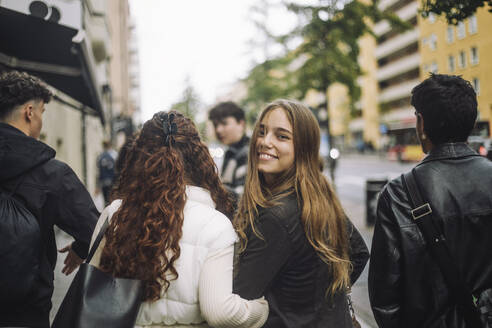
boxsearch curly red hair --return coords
[100,111,234,301]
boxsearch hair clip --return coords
[161,113,177,146]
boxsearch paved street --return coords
[332,153,414,327]
[51,153,416,326]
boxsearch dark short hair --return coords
[411,73,477,144]
[208,101,245,122]
[0,71,52,120]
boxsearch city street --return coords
[333,153,414,327]
[50,153,416,326]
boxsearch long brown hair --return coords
[100,111,234,301]
[234,99,350,295]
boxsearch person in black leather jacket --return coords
[233,99,369,328]
[369,74,492,328]
[0,71,98,328]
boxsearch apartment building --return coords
[0,0,140,192]
[419,7,492,139]
[347,0,492,159]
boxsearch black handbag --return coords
[403,169,491,328]
[51,216,144,328]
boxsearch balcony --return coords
[374,1,418,36]
[377,53,420,82]
[375,28,419,60]
[378,0,399,11]
[379,78,420,103]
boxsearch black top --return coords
[234,191,369,328]
[369,143,492,328]
[0,123,99,328]
[221,135,249,198]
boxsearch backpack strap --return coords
[402,169,482,327]
[85,215,110,263]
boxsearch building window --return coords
[431,61,438,73]
[446,26,454,43]
[459,51,466,68]
[448,55,455,72]
[469,15,478,34]
[473,78,480,95]
[428,12,436,23]
[457,22,466,39]
[470,47,479,65]
[429,33,437,50]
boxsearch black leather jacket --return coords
[0,123,98,328]
[369,143,492,328]
[234,191,369,328]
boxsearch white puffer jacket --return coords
[89,186,239,327]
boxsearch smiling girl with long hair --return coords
[233,100,369,328]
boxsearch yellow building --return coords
[419,6,492,137]
[341,0,491,160]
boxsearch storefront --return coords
[0,2,106,186]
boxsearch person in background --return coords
[0,71,98,328]
[96,140,117,206]
[233,99,369,328]
[89,110,268,328]
[208,101,249,202]
[369,74,492,328]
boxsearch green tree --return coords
[241,55,300,122]
[170,77,201,120]
[420,0,492,25]
[241,0,300,121]
[243,0,409,119]
[283,0,408,114]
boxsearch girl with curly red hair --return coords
[88,111,268,327]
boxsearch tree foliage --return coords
[420,0,492,25]
[240,55,301,121]
[242,0,409,116]
[170,77,201,120]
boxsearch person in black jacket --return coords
[209,101,249,201]
[233,99,369,328]
[0,71,98,328]
[369,74,492,328]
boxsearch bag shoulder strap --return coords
[402,169,482,327]
[86,215,110,263]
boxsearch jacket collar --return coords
[418,142,479,165]
[185,185,215,208]
[227,135,249,153]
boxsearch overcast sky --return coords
[129,0,297,122]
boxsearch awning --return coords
[0,6,104,124]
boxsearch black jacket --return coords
[221,135,249,196]
[369,143,492,328]
[0,123,98,328]
[233,191,369,328]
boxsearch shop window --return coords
[469,15,478,34]
[470,47,479,65]
[446,26,454,43]
[459,51,466,68]
[457,22,466,39]
[448,55,455,72]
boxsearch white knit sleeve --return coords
[199,245,268,328]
